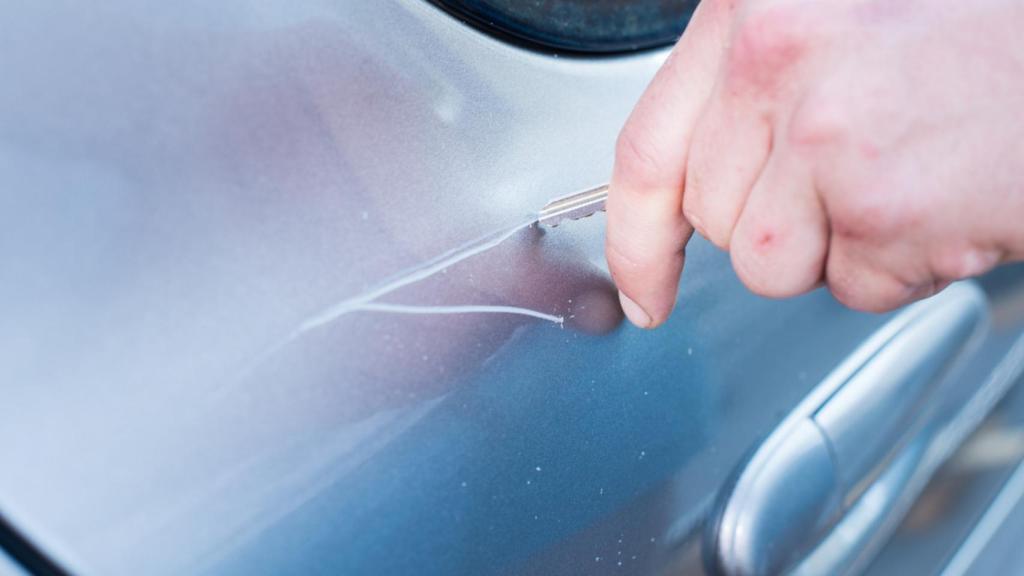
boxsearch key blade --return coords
[538,184,609,227]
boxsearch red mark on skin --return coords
[756,229,776,251]
[728,9,809,94]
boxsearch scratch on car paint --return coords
[355,302,563,324]
[292,215,560,329]
[226,216,563,388]
[265,216,562,355]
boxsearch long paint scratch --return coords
[225,216,562,392]
[273,216,562,352]
[356,302,564,324]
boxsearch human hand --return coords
[606,0,1024,328]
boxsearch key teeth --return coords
[539,206,607,228]
[537,183,609,228]
[568,209,603,223]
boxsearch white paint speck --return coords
[595,557,601,563]
[535,466,542,472]
[687,347,693,355]
[460,481,467,488]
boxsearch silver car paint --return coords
[1,1,1020,575]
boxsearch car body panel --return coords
[866,270,1024,576]
[1,2,1022,575]
[957,458,1024,575]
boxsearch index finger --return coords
[606,0,734,328]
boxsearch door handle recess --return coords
[704,282,990,576]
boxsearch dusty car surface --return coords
[2,1,1024,575]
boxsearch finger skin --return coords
[685,0,842,249]
[683,1,810,249]
[730,146,828,298]
[825,236,923,312]
[606,0,734,328]
[683,91,772,250]
[613,0,1024,320]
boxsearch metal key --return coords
[537,183,609,227]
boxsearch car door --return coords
[2,1,1023,575]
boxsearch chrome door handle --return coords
[705,283,991,576]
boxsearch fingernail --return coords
[618,291,652,328]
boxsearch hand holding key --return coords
[606,0,1024,328]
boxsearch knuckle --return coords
[727,5,812,88]
[731,223,822,298]
[614,128,666,192]
[682,198,720,247]
[731,240,779,297]
[827,263,911,313]
[788,94,850,149]
[829,183,919,242]
[829,287,866,311]
[682,166,714,241]
[825,266,861,309]
[682,153,736,250]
